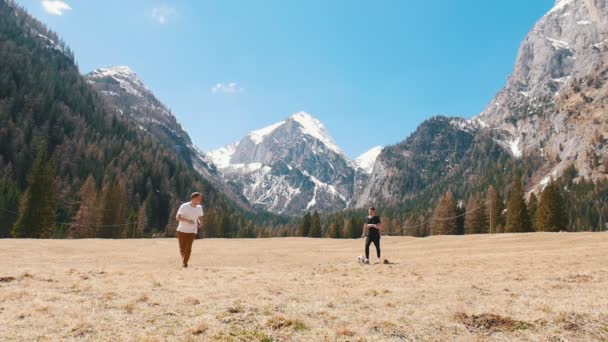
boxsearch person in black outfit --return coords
[361,206,383,264]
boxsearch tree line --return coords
[0,1,289,239]
[286,166,606,239]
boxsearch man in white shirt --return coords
[176,192,204,268]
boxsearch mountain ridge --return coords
[84,65,255,209]
[207,111,369,214]
[476,0,608,187]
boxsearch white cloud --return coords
[151,5,177,25]
[211,82,243,95]
[41,0,72,16]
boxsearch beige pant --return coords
[177,231,196,265]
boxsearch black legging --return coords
[365,235,380,260]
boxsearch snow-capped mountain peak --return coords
[355,146,383,174]
[87,66,149,98]
[248,121,285,144]
[288,111,343,155]
[548,0,574,15]
[88,65,138,80]
[206,111,364,215]
[240,111,343,155]
[86,66,250,210]
[206,142,239,169]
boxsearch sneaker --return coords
[363,259,370,264]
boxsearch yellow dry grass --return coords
[0,233,607,341]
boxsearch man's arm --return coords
[176,214,195,224]
[361,224,368,238]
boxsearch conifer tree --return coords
[97,178,128,238]
[456,203,466,235]
[308,211,321,238]
[527,192,538,231]
[12,146,57,238]
[68,175,98,238]
[431,191,458,235]
[327,220,341,238]
[346,217,361,238]
[535,181,566,232]
[309,211,322,238]
[0,178,20,238]
[297,212,311,237]
[504,176,531,233]
[219,214,232,238]
[135,202,147,238]
[486,186,504,234]
[464,192,487,234]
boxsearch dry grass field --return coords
[0,233,607,341]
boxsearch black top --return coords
[365,215,381,238]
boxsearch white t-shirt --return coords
[176,202,204,234]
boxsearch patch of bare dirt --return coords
[455,312,532,334]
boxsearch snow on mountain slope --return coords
[476,0,608,185]
[354,146,383,174]
[207,112,365,215]
[88,66,150,99]
[290,112,343,155]
[86,66,250,209]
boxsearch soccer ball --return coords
[357,256,369,264]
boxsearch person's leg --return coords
[365,236,372,261]
[372,236,381,260]
[183,233,196,266]
[177,232,186,261]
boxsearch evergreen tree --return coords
[219,214,232,238]
[464,192,487,234]
[431,191,458,235]
[12,146,57,238]
[504,176,531,233]
[68,175,98,238]
[297,212,311,237]
[535,181,566,232]
[456,203,466,235]
[486,186,504,234]
[327,219,342,239]
[0,178,20,238]
[346,217,362,238]
[527,192,538,231]
[309,211,322,238]
[135,202,147,238]
[164,201,178,237]
[97,178,128,238]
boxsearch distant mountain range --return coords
[206,112,374,215]
[358,0,608,208]
[0,0,282,239]
[2,0,606,224]
[85,66,250,209]
[89,0,608,216]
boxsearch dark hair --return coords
[191,192,202,199]
[369,206,376,212]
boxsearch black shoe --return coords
[182,263,188,268]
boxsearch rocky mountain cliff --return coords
[354,117,513,208]
[207,112,371,215]
[356,0,608,208]
[85,66,251,208]
[477,0,608,187]
[0,0,281,237]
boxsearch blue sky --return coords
[19,0,554,158]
